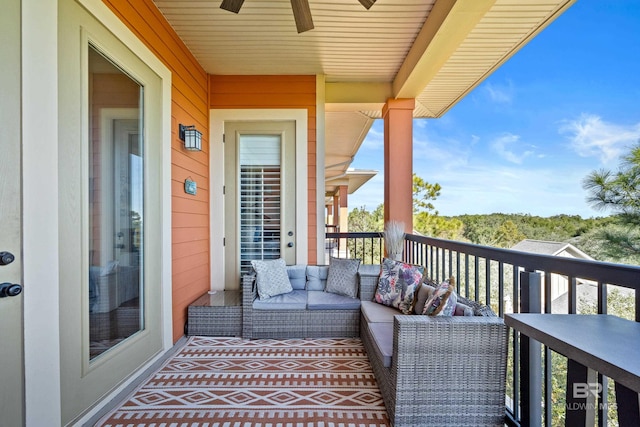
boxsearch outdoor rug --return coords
[95,336,390,427]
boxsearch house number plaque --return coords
[184,178,197,195]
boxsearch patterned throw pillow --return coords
[457,294,497,317]
[375,258,426,313]
[398,264,427,314]
[411,282,436,314]
[251,258,293,300]
[422,277,457,316]
[454,302,474,316]
[325,257,361,298]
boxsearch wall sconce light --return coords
[179,124,202,151]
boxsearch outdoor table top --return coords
[505,313,640,393]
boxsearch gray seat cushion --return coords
[287,265,308,290]
[307,290,361,310]
[253,290,307,310]
[368,322,394,368]
[306,265,328,291]
[361,300,399,324]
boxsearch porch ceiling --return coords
[153,0,575,197]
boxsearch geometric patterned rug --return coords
[95,336,390,427]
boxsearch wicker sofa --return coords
[358,268,508,427]
[242,264,379,339]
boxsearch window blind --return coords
[239,135,281,275]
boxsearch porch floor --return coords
[90,336,391,427]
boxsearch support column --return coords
[332,194,340,227]
[326,204,334,230]
[383,98,414,232]
[338,185,349,233]
[338,185,349,257]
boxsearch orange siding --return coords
[104,0,210,342]
[209,75,318,263]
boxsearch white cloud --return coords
[431,164,599,218]
[483,81,514,104]
[490,133,534,164]
[560,114,640,164]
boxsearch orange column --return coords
[383,98,414,232]
[333,195,340,227]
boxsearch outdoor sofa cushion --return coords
[307,290,361,310]
[287,265,308,290]
[367,322,394,368]
[252,289,307,310]
[361,300,399,324]
[306,265,328,291]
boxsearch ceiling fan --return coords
[220,0,377,33]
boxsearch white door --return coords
[58,0,164,423]
[0,0,24,425]
[224,121,297,289]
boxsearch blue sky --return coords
[348,0,640,219]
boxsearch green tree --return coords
[415,213,464,240]
[411,174,464,238]
[347,205,384,263]
[348,204,384,232]
[412,173,441,215]
[494,220,526,248]
[583,143,640,258]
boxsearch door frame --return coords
[21,0,172,424]
[210,110,308,291]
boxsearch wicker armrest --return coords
[391,314,508,426]
[358,264,380,302]
[241,273,257,338]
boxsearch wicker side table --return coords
[187,290,242,336]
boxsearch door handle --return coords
[0,251,15,266]
[0,283,22,298]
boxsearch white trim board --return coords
[210,109,309,291]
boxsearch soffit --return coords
[324,110,375,196]
[153,0,435,81]
[414,0,577,118]
[153,0,575,195]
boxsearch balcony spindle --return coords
[519,270,543,427]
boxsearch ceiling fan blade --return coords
[290,0,314,33]
[358,0,376,9]
[220,0,245,13]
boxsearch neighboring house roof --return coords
[511,239,593,260]
[510,240,620,314]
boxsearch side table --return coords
[187,290,242,336]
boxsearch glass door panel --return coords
[88,45,144,360]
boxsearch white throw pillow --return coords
[251,258,293,300]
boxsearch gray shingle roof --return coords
[511,239,593,260]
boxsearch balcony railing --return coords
[325,231,640,426]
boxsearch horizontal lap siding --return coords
[209,75,318,264]
[104,0,210,342]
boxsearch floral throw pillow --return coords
[398,264,427,314]
[422,277,457,316]
[375,258,425,313]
